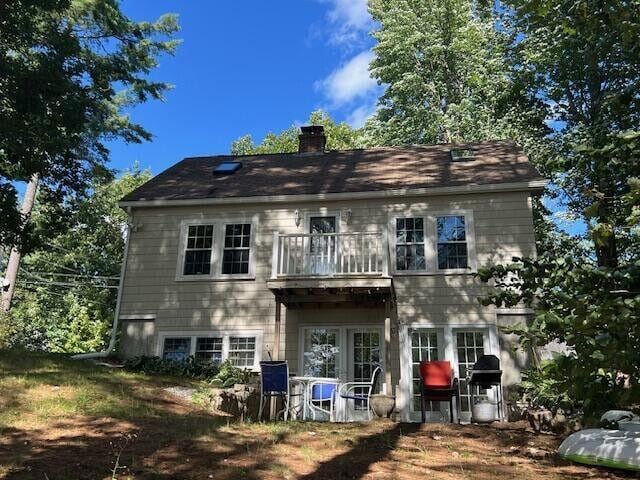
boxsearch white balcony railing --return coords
[271,231,388,278]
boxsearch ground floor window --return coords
[228,336,256,368]
[162,337,191,361]
[160,330,262,369]
[195,337,223,363]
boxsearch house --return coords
[116,126,546,422]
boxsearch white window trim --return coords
[298,324,385,383]
[157,329,264,371]
[389,209,477,276]
[175,215,259,281]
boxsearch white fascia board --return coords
[118,179,549,209]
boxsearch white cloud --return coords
[346,101,377,128]
[318,0,372,45]
[317,50,377,106]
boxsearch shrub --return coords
[123,355,220,380]
[208,360,255,388]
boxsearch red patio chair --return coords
[419,360,460,423]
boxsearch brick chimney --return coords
[298,125,327,153]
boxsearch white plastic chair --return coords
[336,366,382,422]
[307,379,340,421]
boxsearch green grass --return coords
[0,350,203,430]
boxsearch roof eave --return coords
[118,179,548,209]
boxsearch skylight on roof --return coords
[450,148,475,161]
[213,161,242,175]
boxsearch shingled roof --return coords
[121,141,544,203]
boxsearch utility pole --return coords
[1,175,39,313]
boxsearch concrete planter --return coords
[370,394,396,418]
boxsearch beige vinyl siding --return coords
[118,190,536,372]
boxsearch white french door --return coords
[308,216,338,275]
[400,324,498,423]
[408,328,448,421]
[300,326,383,383]
[453,329,490,421]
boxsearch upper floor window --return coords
[183,225,214,275]
[222,224,251,274]
[178,218,256,280]
[436,215,468,270]
[392,211,475,274]
[395,217,426,271]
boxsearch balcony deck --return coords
[267,231,392,307]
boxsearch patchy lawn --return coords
[0,352,636,479]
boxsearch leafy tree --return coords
[0,0,179,245]
[503,0,640,268]
[2,168,151,352]
[231,110,366,154]
[365,0,548,147]
[477,0,640,417]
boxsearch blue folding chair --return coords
[258,361,296,421]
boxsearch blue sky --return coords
[108,0,381,175]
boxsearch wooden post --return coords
[384,299,393,395]
[274,299,281,360]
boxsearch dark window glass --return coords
[195,337,223,363]
[395,217,426,271]
[437,216,468,269]
[222,224,251,274]
[163,337,191,361]
[183,224,214,275]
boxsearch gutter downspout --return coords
[72,207,133,360]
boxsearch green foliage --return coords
[519,362,573,411]
[0,0,179,244]
[503,0,640,267]
[3,168,151,352]
[477,254,640,416]
[123,355,220,380]
[208,360,255,388]
[230,110,366,155]
[365,0,549,147]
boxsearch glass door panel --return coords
[309,216,337,275]
[302,328,341,378]
[409,328,447,420]
[455,330,488,416]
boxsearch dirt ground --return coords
[1,388,638,480]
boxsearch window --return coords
[395,218,426,271]
[436,215,468,270]
[228,336,256,367]
[450,148,475,161]
[213,161,242,175]
[163,337,191,361]
[160,331,262,368]
[222,224,251,274]
[195,337,223,363]
[183,225,214,275]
